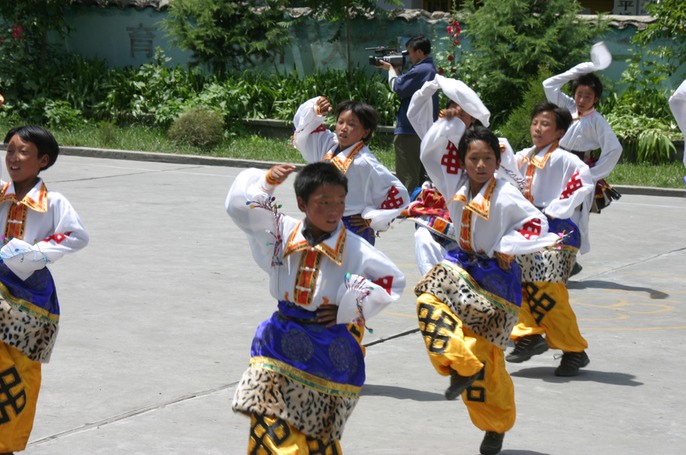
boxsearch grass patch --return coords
[0,120,682,188]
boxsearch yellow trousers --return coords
[347,323,365,357]
[417,293,516,433]
[511,281,588,352]
[247,414,342,455]
[0,342,42,453]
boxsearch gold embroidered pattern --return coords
[250,356,361,398]
[522,140,558,202]
[283,222,346,265]
[323,142,364,175]
[293,248,321,306]
[450,177,496,220]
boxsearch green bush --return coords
[168,108,225,149]
[497,67,553,151]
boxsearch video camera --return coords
[367,46,408,67]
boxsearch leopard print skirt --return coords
[517,247,577,284]
[233,365,358,441]
[414,261,520,350]
[0,296,58,363]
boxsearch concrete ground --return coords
[8,152,686,454]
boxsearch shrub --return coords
[168,108,224,149]
[497,67,553,151]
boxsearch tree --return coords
[633,0,686,71]
[0,0,71,102]
[458,0,607,127]
[163,0,292,77]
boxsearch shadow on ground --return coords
[361,383,445,401]
[510,366,643,386]
[568,279,668,299]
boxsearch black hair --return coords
[571,73,603,101]
[294,162,348,203]
[530,102,573,134]
[406,35,431,55]
[457,125,501,163]
[334,100,379,142]
[4,125,60,171]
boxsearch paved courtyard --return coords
[9,153,686,454]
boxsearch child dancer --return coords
[292,96,410,245]
[668,79,686,168]
[543,42,622,271]
[506,102,595,377]
[226,161,405,454]
[408,77,560,455]
[0,126,89,454]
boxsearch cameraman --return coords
[378,35,439,194]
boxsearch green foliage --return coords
[101,49,207,126]
[44,100,85,129]
[0,1,71,104]
[633,0,686,70]
[497,68,553,151]
[604,111,678,164]
[163,0,293,76]
[433,2,463,78]
[598,2,683,164]
[168,108,225,149]
[459,0,606,127]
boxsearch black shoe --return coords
[505,334,548,363]
[480,431,504,455]
[444,368,481,400]
[570,261,583,277]
[555,351,590,376]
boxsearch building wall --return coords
[59,6,681,90]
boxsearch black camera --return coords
[367,46,408,67]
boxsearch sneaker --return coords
[505,334,548,363]
[569,261,583,277]
[444,368,481,400]
[480,431,504,455]
[555,351,590,377]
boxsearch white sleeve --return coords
[420,117,468,200]
[407,77,441,140]
[669,80,686,166]
[543,62,595,113]
[543,157,595,220]
[588,115,623,181]
[0,196,89,280]
[225,168,285,272]
[292,96,338,163]
[335,244,406,325]
[359,156,411,233]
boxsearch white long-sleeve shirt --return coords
[514,144,594,219]
[0,179,89,280]
[420,117,560,258]
[543,62,623,182]
[669,79,686,166]
[292,97,410,233]
[226,168,406,324]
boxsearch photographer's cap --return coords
[437,75,490,127]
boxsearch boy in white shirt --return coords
[543,43,622,273]
[507,103,595,377]
[226,161,405,453]
[0,126,89,454]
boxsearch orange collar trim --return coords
[283,221,347,265]
[450,177,496,221]
[323,142,365,174]
[573,108,596,121]
[0,181,49,213]
[523,141,558,170]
